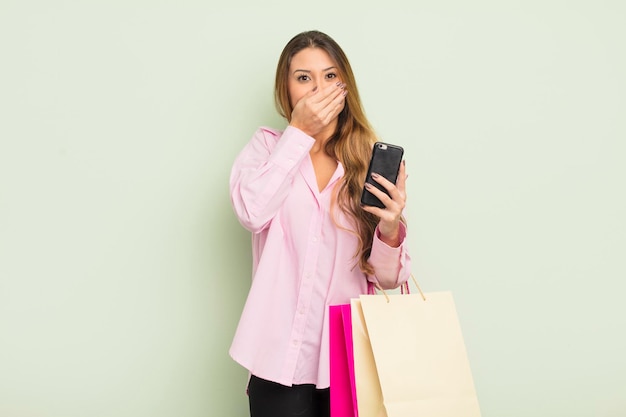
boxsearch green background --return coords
[1,1,624,416]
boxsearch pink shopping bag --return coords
[330,304,358,417]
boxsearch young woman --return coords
[229,30,411,417]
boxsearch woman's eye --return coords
[326,73,337,79]
[297,75,311,81]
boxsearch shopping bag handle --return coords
[373,274,426,303]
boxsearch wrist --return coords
[377,222,401,248]
[289,120,307,134]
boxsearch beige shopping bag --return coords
[357,288,482,417]
[351,298,387,417]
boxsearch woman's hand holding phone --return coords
[360,143,407,248]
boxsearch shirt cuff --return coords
[374,222,407,250]
[368,222,408,286]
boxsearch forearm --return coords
[230,127,314,232]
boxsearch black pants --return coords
[248,375,330,417]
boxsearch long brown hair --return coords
[275,30,392,274]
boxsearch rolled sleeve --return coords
[368,222,411,289]
[230,126,314,233]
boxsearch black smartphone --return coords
[360,142,404,208]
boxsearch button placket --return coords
[290,212,321,347]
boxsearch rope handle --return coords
[372,274,425,303]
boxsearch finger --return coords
[395,160,407,196]
[290,90,316,120]
[322,93,346,124]
[371,170,406,202]
[363,181,395,209]
[294,86,320,107]
[360,196,399,224]
[369,173,395,195]
[320,87,347,122]
[314,82,345,107]
[360,202,385,218]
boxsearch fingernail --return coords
[342,90,348,96]
[336,81,341,86]
[371,173,380,179]
[365,183,373,189]
[402,160,406,166]
[312,86,318,92]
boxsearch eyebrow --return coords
[293,66,337,74]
